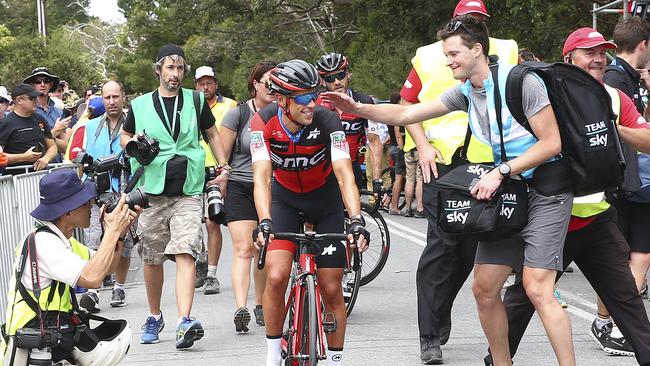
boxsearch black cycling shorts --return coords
[224,180,259,224]
[270,173,347,268]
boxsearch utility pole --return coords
[36,0,47,39]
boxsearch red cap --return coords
[454,0,490,18]
[562,27,617,56]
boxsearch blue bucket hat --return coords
[31,170,96,222]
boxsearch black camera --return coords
[98,186,150,213]
[126,133,160,166]
[206,185,225,224]
[74,152,124,195]
[14,327,60,350]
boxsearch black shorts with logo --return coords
[270,173,347,268]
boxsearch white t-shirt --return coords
[18,222,89,291]
[367,120,390,144]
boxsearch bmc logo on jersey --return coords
[330,131,349,153]
[341,120,363,134]
[584,121,609,148]
[270,147,326,171]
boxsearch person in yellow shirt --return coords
[195,66,237,294]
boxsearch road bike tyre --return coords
[360,202,390,286]
[299,275,318,365]
[344,250,362,317]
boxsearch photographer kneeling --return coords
[0,169,139,365]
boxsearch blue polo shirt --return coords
[35,98,63,163]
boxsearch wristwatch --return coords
[498,162,511,178]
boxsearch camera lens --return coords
[206,185,225,224]
[125,187,149,211]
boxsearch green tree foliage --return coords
[0,0,630,99]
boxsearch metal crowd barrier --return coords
[0,164,82,323]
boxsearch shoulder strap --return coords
[491,64,509,163]
[193,91,203,141]
[13,225,58,330]
[232,101,252,160]
[504,63,534,136]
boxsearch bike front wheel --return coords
[299,275,319,365]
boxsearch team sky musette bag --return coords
[436,64,528,241]
[505,61,626,196]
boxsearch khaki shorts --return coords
[404,150,422,183]
[136,195,203,265]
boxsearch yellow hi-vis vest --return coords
[571,85,621,218]
[1,234,90,362]
[202,95,237,167]
[403,37,518,163]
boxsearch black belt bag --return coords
[435,63,530,241]
[436,163,529,241]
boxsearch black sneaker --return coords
[590,318,613,350]
[420,336,443,365]
[403,209,414,218]
[602,332,635,356]
[234,307,251,333]
[254,305,265,326]
[110,287,126,307]
[79,291,100,313]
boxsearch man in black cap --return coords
[121,43,229,349]
[23,67,71,159]
[0,84,58,172]
[0,169,137,364]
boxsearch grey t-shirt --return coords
[440,73,550,144]
[221,99,256,182]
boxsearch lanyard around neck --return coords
[158,93,179,133]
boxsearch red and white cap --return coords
[562,27,617,56]
[453,0,490,18]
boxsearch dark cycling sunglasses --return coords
[323,70,347,83]
[291,91,318,106]
[445,20,477,40]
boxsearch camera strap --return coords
[13,226,59,334]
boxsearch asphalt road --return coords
[93,212,649,365]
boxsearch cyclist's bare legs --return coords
[318,267,347,348]
[263,249,294,337]
[473,264,513,366]
[522,266,575,366]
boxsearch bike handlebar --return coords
[257,231,356,270]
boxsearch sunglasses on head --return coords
[33,77,51,85]
[323,70,347,83]
[445,20,477,40]
[291,91,318,106]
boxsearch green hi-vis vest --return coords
[571,85,621,218]
[1,233,90,363]
[403,37,519,163]
[129,88,206,195]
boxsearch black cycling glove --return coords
[347,217,370,246]
[372,179,383,197]
[252,218,273,243]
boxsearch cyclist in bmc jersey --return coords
[251,60,368,366]
[315,53,380,190]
